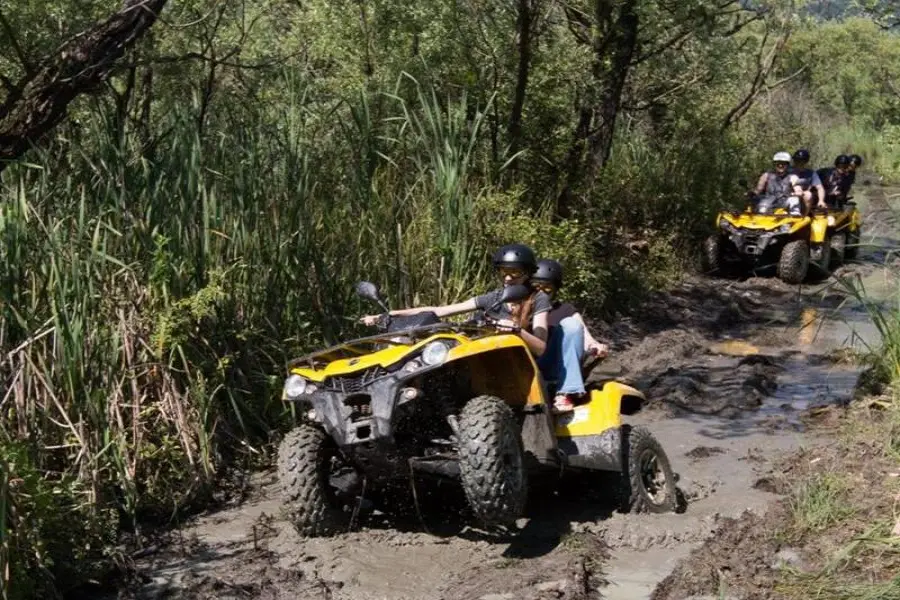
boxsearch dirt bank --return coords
[112,188,897,600]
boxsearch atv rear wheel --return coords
[701,235,725,274]
[830,232,846,267]
[457,395,527,527]
[621,425,677,513]
[778,239,809,284]
[278,424,353,537]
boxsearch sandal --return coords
[552,394,576,414]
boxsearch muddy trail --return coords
[115,187,898,600]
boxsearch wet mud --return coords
[113,187,899,600]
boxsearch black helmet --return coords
[492,243,537,274]
[850,154,864,167]
[533,259,563,289]
[834,154,851,167]
[792,148,811,163]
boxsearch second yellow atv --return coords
[702,196,833,284]
[276,282,678,536]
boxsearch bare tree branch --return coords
[0,0,168,170]
[720,21,795,132]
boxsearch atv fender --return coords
[811,215,829,244]
[447,337,545,409]
[551,382,647,472]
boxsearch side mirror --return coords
[355,281,389,313]
[486,283,532,314]
[500,283,531,304]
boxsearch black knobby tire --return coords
[830,232,846,267]
[457,395,528,527]
[278,424,351,537]
[701,234,724,274]
[846,229,861,260]
[778,239,809,284]
[621,425,677,514]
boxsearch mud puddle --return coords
[115,189,897,600]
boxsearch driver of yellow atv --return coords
[359,243,551,357]
[752,151,803,215]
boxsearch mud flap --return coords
[556,424,622,472]
[520,406,559,468]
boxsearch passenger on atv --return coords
[817,154,853,208]
[790,148,827,213]
[752,151,804,215]
[360,243,551,358]
[531,259,609,414]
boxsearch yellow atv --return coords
[702,196,832,284]
[277,282,678,536]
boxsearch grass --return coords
[788,473,853,535]
[774,396,900,599]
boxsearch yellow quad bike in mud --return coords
[276,282,678,537]
[702,196,860,283]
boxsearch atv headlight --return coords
[421,341,450,366]
[777,224,792,233]
[283,374,308,400]
[827,215,836,226]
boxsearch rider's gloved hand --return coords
[360,314,381,327]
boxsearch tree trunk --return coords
[508,0,534,159]
[0,0,169,171]
[558,0,639,217]
[586,1,638,172]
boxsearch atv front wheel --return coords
[621,425,677,513]
[278,424,353,537]
[701,235,725,274]
[778,239,809,284]
[457,395,528,527]
[830,232,846,267]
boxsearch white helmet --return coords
[772,151,792,163]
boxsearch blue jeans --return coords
[537,316,585,395]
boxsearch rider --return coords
[817,154,853,207]
[790,148,826,213]
[360,243,550,357]
[753,151,802,215]
[531,259,609,414]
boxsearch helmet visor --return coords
[532,281,556,294]
[498,266,527,280]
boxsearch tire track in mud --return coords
[118,194,894,599]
